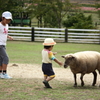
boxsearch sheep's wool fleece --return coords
[68,51,100,74]
[74,51,100,61]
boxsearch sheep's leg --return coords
[73,73,77,87]
[98,71,100,87]
[80,74,85,86]
[98,70,100,87]
[92,71,97,86]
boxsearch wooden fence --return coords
[8,26,100,44]
[68,29,100,44]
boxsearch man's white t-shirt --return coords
[0,23,8,45]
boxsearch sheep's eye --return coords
[65,60,68,64]
[69,57,72,60]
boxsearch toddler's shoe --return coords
[43,80,52,88]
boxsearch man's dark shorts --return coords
[0,45,9,66]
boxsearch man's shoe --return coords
[3,74,12,79]
[0,73,4,79]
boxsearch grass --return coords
[1,41,100,100]
[7,41,100,65]
[0,79,100,100]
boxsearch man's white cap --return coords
[43,38,56,46]
[2,11,12,20]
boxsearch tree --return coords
[63,12,94,29]
[27,0,73,28]
[95,0,100,25]
[0,0,30,17]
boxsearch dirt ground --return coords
[8,63,100,86]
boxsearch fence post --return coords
[31,27,34,42]
[65,28,68,42]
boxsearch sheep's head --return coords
[62,54,76,68]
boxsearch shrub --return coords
[63,12,95,29]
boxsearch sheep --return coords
[62,51,100,87]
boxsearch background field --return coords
[7,41,100,65]
[0,41,100,100]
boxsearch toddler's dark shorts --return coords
[42,63,55,77]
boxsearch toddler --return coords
[42,38,63,88]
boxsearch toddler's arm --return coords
[54,59,63,66]
[53,52,57,55]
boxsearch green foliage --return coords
[0,0,30,16]
[97,10,100,18]
[27,0,73,28]
[0,0,99,28]
[63,12,95,29]
[95,3,100,18]
[80,4,95,7]
[95,3,100,9]
[0,0,15,15]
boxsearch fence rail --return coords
[68,29,100,44]
[8,26,100,44]
[9,26,32,41]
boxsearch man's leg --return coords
[0,46,11,79]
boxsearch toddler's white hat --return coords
[43,38,56,46]
[2,11,12,20]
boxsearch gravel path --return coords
[8,63,100,86]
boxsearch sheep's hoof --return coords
[81,84,84,87]
[92,84,95,86]
[92,83,96,86]
[73,85,77,87]
[81,83,84,87]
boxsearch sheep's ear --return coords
[70,56,75,60]
[71,56,75,59]
[69,55,75,59]
[61,55,65,58]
